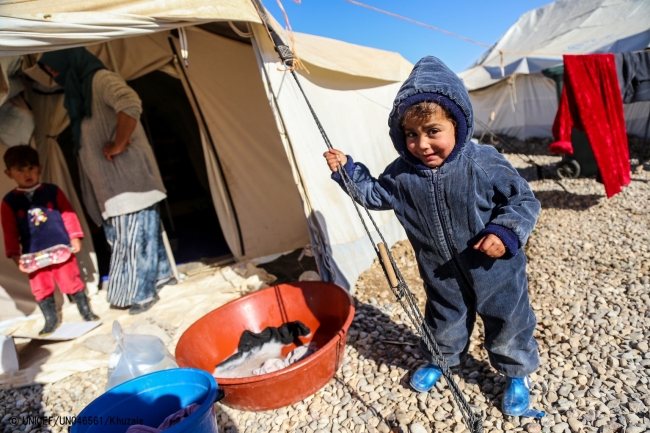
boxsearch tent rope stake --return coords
[251,2,483,432]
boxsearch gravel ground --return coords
[1,146,649,433]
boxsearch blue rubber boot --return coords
[410,363,443,392]
[502,376,531,416]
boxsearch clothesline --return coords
[278,0,567,79]
[342,0,567,60]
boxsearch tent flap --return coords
[0,0,261,56]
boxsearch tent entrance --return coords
[57,70,232,278]
[128,70,232,265]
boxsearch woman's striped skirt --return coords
[103,204,172,307]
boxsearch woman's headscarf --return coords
[39,48,106,156]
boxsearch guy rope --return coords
[251,1,484,432]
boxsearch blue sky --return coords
[263,0,553,72]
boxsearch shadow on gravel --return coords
[515,163,561,183]
[333,376,404,433]
[348,301,422,372]
[534,190,603,210]
[349,302,513,411]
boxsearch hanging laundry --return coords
[615,51,650,103]
[214,321,312,378]
[550,54,630,198]
[125,403,200,432]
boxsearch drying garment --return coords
[125,403,200,432]
[551,54,630,198]
[215,321,311,372]
[616,51,650,103]
[252,344,316,376]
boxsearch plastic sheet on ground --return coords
[0,260,276,388]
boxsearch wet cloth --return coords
[38,48,106,156]
[551,54,630,198]
[103,204,172,307]
[78,69,166,225]
[615,50,650,103]
[332,56,541,378]
[252,343,316,375]
[125,403,200,433]
[214,321,311,378]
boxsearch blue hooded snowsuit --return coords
[332,56,540,377]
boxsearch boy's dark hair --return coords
[3,145,40,170]
[400,101,457,130]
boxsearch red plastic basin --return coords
[175,281,355,411]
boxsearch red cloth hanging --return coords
[550,54,630,198]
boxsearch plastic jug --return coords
[106,321,179,390]
[20,244,72,273]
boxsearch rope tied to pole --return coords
[250,2,484,431]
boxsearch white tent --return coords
[459,0,650,140]
[0,0,412,320]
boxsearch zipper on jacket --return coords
[433,169,455,257]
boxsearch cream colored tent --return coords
[0,0,412,320]
[458,0,650,140]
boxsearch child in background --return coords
[324,56,542,416]
[2,145,99,336]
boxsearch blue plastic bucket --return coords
[70,368,219,433]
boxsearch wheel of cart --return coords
[556,157,581,179]
[543,65,602,180]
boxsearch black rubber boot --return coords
[129,294,160,315]
[37,296,60,336]
[71,290,100,321]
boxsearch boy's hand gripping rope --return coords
[292,69,483,433]
[250,3,482,430]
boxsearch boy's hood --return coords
[388,56,474,168]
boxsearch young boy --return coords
[2,145,99,336]
[324,56,541,416]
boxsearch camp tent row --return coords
[0,0,413,320]
[459,0,650,140]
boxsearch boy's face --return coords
[404,110,456,168]
[4,165,42,189]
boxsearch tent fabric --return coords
[251,24,407,287]
[0,56,35,147]
[460,0,650,92]
[0,2,411,83]
[170,59,245,258]
[460,0,650,140]
[291,31,413,83]
[470,74,559,140]
[0,0,260,20]
[0,0,261,55]
[0,7,413,320]
[470,74,650,140]
[173,27,310,260]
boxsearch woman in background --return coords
[39,48,174,314]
